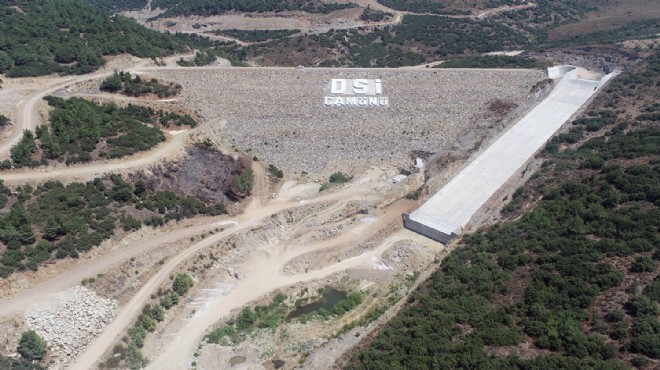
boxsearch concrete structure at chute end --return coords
[404,65,618,244]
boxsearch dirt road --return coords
[70,176,391,370]
[0,73,106,158]
[0,130,190,185]
[144,199,413,370]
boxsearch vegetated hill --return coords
[243,1,652,67]
[211,29,301,43]
[248,15,530,67]
[0,145,253,280]
[8,96,174,168]
[0,172,229,280]
[436,55,551,69]
[0,0,191,77]
[548,0,660,42]
[79,0,147,12]
[377,0,526,14]
[150,0,355,18]
[244,1,655,67]
[345,51,660,369]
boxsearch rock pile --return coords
[25,286,117,369]
[160,68,544,175]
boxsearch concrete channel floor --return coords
[405,66,616,243]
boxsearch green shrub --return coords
[160,291,180,309]
[172,273,194,296]
[605,310,625,322]
[268,164,284,178]
[17,330,47,361]
[630,256,656,273]
[329,172,352,183]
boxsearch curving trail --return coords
[0,73,107,158]
[0,130,190,185]
[69,178,394,370]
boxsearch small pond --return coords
[286,288,347,321]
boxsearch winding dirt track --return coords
[70,179,397,370]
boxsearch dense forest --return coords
[0,0,190,77]
[150,0,355,18]
[1,0,656,72]
[346,52,660,369]
[246,1,657,67]
[360,7,393,22]
[80,0,147,12]
[0,0,246,76]
[377,0,465,14]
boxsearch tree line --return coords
[100,71,182,98]
[150,0,355,18]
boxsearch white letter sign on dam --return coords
[324,79,389,107]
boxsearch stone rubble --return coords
[161,68,544,175]
[25,285,117,369]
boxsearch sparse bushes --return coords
[211,29,300,42]
[0,176,227,279]
[320,171,353,192]
[206,293,289,346]
[159,291,180,309]
[101,71,182,98]
[332,292,363,316]
[114,273,194,368]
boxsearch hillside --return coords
[240,1,658,67]
[80,0,147,12]
[150,0,355,17]
[377,0,524,14]
[345,51,659,369]
[0,0,190,77]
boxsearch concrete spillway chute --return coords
[404,66,618,244]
